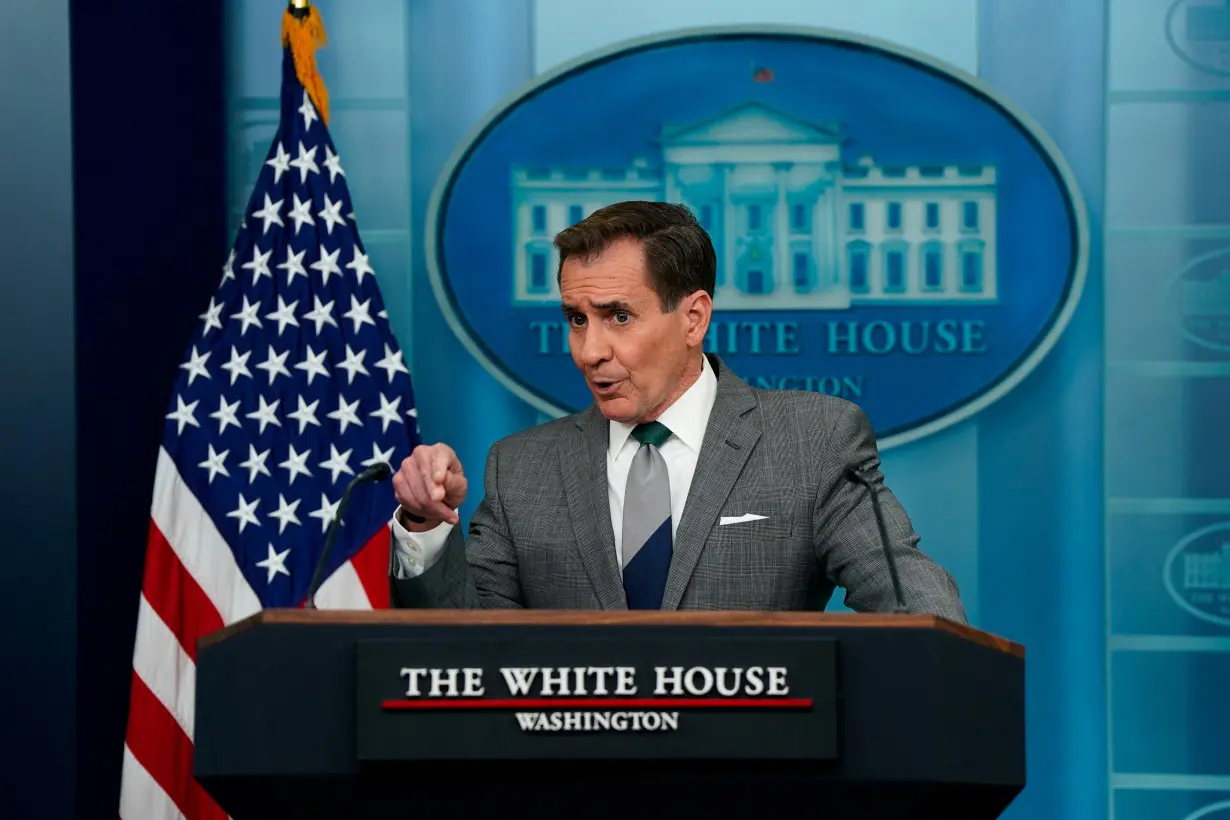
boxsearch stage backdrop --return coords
[221,1,1230,818]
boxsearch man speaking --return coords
[387,201,965,620]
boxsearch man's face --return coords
[559,237,710,423]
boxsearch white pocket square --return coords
[719,513,768,525]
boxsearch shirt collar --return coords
[608,354,718,455]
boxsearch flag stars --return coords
[279,443,313,485]
[198,444,230,484]
[323,145,345,183]
[362,442,396,469]
[251,194,284,235]
[298,91,318,131]
[265,141,291,184]
[346,248,374,284]
[256,543,291,584]
[327,395,362,433]
[256,346,292,384]
[179,346,211,385]
[166,395,200,435]
[375,343,409,383]
[311,244,343,285]
[319,444,355,484]
[287,395,322,435]
[227,493,261,533]
[242,246,273,284]
[318,194,347,235]
[370,393,403,433]
[222,249,236,282]
[199,297,224,336]
[295,345,330,385]
[221,346,253,385]
[230,296,264,336]
[277,246,308,284]
[337,344,370,384]
[239,444,272,483]
[343,294,376,334]
[309,492,340,533]
[290,140,319,184]
[269,494,302,534]
[265,296,300,336]
[288,194,314,236]
[246,395,282,434]
[303,296,338,334]
[208,395,242,435]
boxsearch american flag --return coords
[118,44,420,819]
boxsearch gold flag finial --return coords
[282,0,329,124]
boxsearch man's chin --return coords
[593,393,637,422]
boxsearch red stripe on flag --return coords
[124,671,227,820]
[350,528,392,609]
[143,521,225,660]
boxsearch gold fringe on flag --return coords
[282,0,330,125]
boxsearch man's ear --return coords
[681,290,712,348]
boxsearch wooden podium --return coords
[193,610,1025,818]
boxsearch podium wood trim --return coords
[200,609,1022,658]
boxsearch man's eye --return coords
[613,311,630,324]
[568,314,586,327]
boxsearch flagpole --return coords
[289,0,310,21]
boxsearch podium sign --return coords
[355,635,838,760]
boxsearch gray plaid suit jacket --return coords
[390,354,966,621]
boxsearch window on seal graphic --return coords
[848,202,865,232]
[883,244,907,293]
[531,204,547,234]
[847,240,870,294]
[959,239,985,292]
[528,249,549,294]
[922,242,944,291]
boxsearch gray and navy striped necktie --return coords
[621,421,673,609]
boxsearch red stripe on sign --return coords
[382,698,813,710]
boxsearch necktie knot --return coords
[632,421,672,449]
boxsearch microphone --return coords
[303,461,394,609]
[843,464,908,614]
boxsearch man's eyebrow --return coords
[560,300,633,314]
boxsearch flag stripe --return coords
[124,673,228,820]
[132,593,197,739]
[119,744,187,820]
[348,529,392,609]
[143,520,224,661]
[151,446,262,626]
[312,554,372,609]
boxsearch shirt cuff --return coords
[389,507,454,579]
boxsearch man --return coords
[388,201,965,620]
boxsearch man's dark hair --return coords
[553,200,717,311]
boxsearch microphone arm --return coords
[303,461,393,609]
[843,465,908,614]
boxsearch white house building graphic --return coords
[1184,542,1230,591]
[510,103,998,309]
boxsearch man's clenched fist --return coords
[392,443,467,531]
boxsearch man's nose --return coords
[578,325,611,366]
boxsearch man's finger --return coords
[431,446,454,482]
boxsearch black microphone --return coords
[304,461,394,609]
[843,464,908,614]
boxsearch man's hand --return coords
[392,443,467,531]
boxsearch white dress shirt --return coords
[390,355,719,578]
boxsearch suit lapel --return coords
[561,406,627,610]
[661,358,760,610]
